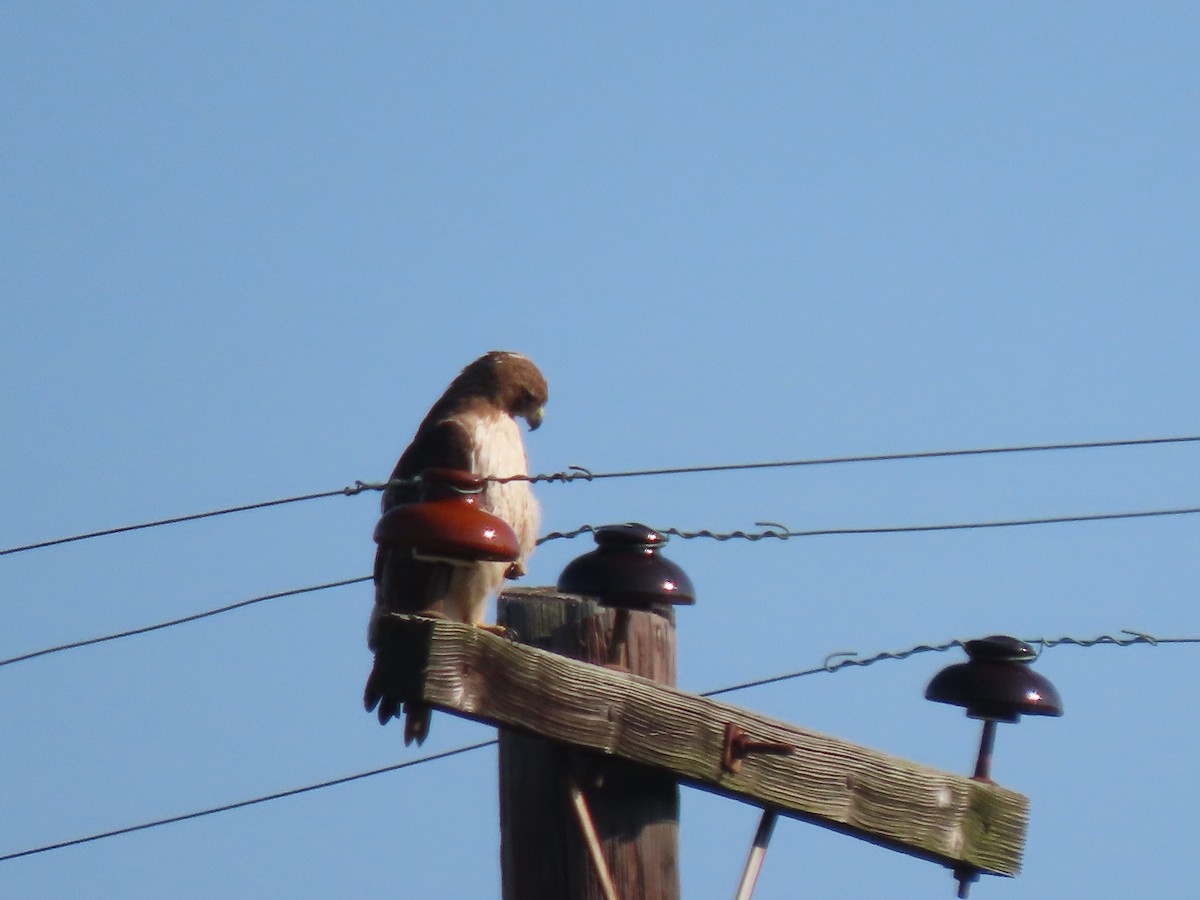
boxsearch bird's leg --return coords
[415,608,451,620]
[476,622,510,637]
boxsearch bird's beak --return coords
[526,407,544,431]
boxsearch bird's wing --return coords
[382,417,477,511]
[367,416,482,734]
[373,415,479,611]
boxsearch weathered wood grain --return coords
[374,591,1027,878]
[497,590,679,900]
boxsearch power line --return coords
[537,503,1200,545]
[1,628,1192,864]
[6,501,1199,670]
[0,739,497,864]
[0,577,371,669]
[702,629,1199,697]
[3,433,1197,558]
[513,433,1200,484]
[0,489,354,557]
[700,640,963,697]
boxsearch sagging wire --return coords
[0,628,1193,865]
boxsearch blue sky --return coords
[3,4,1198,898]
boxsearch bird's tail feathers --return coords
[364,663,432,744]
[363,670,400,724]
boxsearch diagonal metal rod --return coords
[565,772,620,900]
[733,808,779,900]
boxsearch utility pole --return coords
[368,495,1046,898]
[498,588,680,900]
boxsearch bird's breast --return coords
[469,413,540,558]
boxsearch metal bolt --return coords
[721,723,795,775]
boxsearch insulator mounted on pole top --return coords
[557,523,695,668]
[556,523,696,609]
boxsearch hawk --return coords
[364,350,548,745]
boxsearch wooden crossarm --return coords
[373,612,1027,877]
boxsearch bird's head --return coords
[463,350,548,431]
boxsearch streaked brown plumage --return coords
[364,351,548,744]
